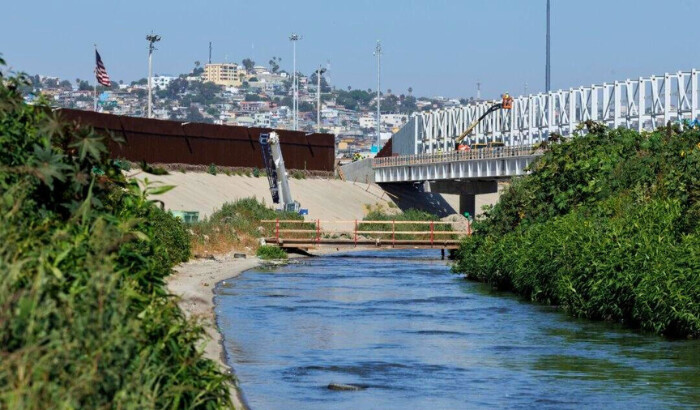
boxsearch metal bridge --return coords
[262,219,470,250]
[391,69,700,156]
[353,69,700,217]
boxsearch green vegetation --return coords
[291,169,306,179]
[139,160,169,175]
[453,122,700,338]
[0,62,232,406]
[256,245,288,260]
[190,197,306,255]
[208,163,217,175]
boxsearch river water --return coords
[216,250,699,409]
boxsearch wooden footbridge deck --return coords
[261,219,471,250]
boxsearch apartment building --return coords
[202,63,247,87]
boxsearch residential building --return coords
[381,113,408,128]
[152,75,176,89]
[202,63,247,87]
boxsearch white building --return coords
[359,115,377,129]
[152,75,176,89]
[254,112,272,128]
[381,113,408,128]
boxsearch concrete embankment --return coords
[134,171,503,220]
[134,172,395,221]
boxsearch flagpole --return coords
[93,44,98,112]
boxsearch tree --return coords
[387,88,392,95]
[242,58,255,73]
[309,71,330,93]
[185,105,205,122]
[298,101,314,112]
[192,60,204,76]
[408,86,413,95]
[78,80,91,91]
[245,94,263,102]
[269,56,281,73]
[59,80,72,90]
[347,86,351,91]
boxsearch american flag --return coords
[95,49,111,87]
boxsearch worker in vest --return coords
[502,92,513,109]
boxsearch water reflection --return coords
[216,250,700,409]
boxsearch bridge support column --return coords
[459,194,476,217]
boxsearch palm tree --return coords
[408,86,413,95]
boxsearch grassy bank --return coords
[453,122,699,338]
[0,60,232,406]
[190,197,306,256]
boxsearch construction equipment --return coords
[455,93,513,151]
[260,132,301,213]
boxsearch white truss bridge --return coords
[391,69,700,156]
[374,69,700,185]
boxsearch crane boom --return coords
[259,132,300,212]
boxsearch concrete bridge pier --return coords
[426,180,499,217]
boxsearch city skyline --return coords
[2,0,700,99]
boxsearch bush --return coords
[291,169,305,179]
[0,62,231,407]
[208,163,217,175]
[139,160,169,175]
[256,245,288,260]
[190,197,307,255]
[453,123,700,338]
[252,167,260,177]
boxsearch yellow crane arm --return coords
[455,102,504,144]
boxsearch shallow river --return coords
[216,250,699,409]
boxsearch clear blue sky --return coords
[2,0,699,99]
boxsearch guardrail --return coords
[372,145,541,168]
[260,219,471,249]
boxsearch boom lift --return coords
[454,93,513,151]
[260,132,301,213]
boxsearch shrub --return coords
[252,167,260,177]
[0,62,231,407]
[256,245,288,260]
[291,169,305,179]
[208,163,217,175]
[139,160,169,175]
[453,123,700,338]
[190,197,307,255]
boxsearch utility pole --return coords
[146,32,161,119]
[476,81,481,100]
[289,33,302,130]
[546,0,551,92]
[316,65,326,132]
[209,41,212,64]
[374,40,382,150]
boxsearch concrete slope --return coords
[132,171,395,221]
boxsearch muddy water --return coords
[216,250,699,409]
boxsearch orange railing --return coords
[261,219,471,249]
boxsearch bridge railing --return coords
[260,219,471,248]
[373,145,540,168]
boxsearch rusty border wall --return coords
[58,109,336,171]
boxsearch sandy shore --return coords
[166,253,260,410]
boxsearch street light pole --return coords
[546,0,551,92]
[289,33,302,130]
[146,32,161,119]
[374,41,382,150]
